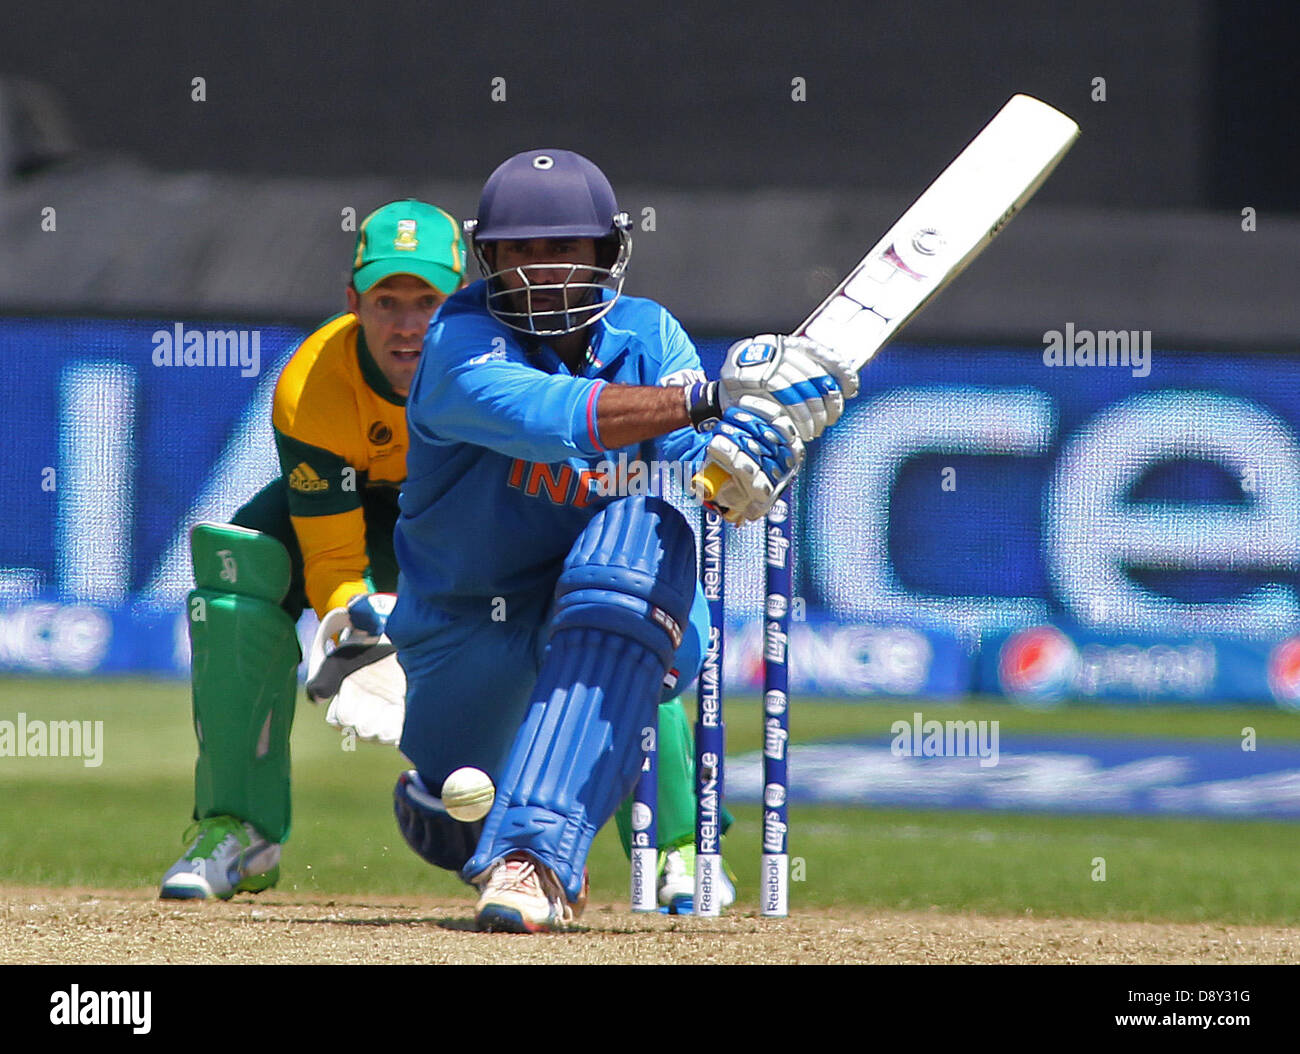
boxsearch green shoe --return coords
[160,815,281,900]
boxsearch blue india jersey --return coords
[393,280,709,617]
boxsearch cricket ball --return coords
[440,766,496,823]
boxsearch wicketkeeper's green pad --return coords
[188,523,301,843]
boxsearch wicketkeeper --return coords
[159,200,466,898]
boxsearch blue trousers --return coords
[392,581,709,794]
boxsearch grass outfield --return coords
[1,676,1298,925]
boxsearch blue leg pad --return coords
[463,496,697,900]
[394,770,484,874]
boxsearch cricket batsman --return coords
[388,149,856,931]
[158,200,466,899]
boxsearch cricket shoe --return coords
[658,843,736,914]
[159,815,281,900]
[474,852,588,933]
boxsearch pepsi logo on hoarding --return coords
[1267,637,1300,709]
[999,625,1079,703]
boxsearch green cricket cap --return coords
[352,200,465,295]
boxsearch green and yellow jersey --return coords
[272,312,407,617]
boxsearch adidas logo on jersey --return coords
[289,463,329,493]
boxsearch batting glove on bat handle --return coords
[691,406,803,525]
[692,463,731,506]
[692,465,746,525]
[720,334,855,443]
[684,384,760,520]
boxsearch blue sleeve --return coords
[653,308,711,466]
[409,318,608,462]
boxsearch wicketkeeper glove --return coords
[304,592,405,746]
[342,591,396,643]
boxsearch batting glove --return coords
[695,404,804,524]
[721,333,857,442]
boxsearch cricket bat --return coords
[695,93,1080,511]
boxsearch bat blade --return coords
[692,94,1079,518]
[801,94,1079,371]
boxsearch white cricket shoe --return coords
[159,815,281,900]
[474,852,587,933]
[658,844,737,914]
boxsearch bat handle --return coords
[691,463,731,503]
[691,463,747,525]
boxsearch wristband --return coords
[684,380,723,431]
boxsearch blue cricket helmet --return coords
[471,149,623,241]
[465,149,633,336]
